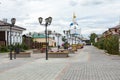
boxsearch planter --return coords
[33,49,41,53]
[48,50,69,58]
[13,52,31,58]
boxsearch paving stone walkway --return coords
[0,46,119,80]
[60,46,120,80]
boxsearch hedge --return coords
[94,35,119,55]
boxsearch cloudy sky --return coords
[0,0,120,38]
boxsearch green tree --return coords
[105,35,119,55]
[89,33,98,45]
[94,35,119,55]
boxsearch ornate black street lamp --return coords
[38,17,52,60]
[10,18,16,60]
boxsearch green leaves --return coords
[105,35,119,55]
[95,35,119,55]
[90,33,98,44]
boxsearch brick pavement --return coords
[0,46,119,80]
[0,51,46,73]
[60,46,120,80]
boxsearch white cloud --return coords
[0,0,120,38]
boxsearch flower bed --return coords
[72,44,77,51]
[48,50,69,58]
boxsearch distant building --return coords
[94,34,102,42]
[82,38,91,45]
[0,20,26,46]
[51,32,63,47]
[32,32,56,47]
[103,24,120,37]
[22,35,33,49]
[109,24,120,35]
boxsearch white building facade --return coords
[50,32,64,47]
[0,20,26,46]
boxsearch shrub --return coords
[21,43,29,50]
[94,38,105,49]
[0,45,9,52]
[105,35,119,55]
[94,35,119,55]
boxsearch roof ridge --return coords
[0,20,26,30]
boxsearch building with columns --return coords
[0,20,26,46]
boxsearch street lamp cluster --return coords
[63,30,70,42]
[38,17,52,60]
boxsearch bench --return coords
[48,50,69,58]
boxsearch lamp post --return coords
[73,26,77,44]
[0,18,16,60]
[38,17,52,60]
[48,30,52,47]
[55,33,61,50]
[10,18,16,60]
[63,30,70,49]
[63,30,70,42]
[70,34,73,45]
[67,30,70,43]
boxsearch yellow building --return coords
[32,33,56,47]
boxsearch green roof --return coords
[32,33,46,38]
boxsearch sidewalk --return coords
[0,46,119,80]
[60,46,120,80]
